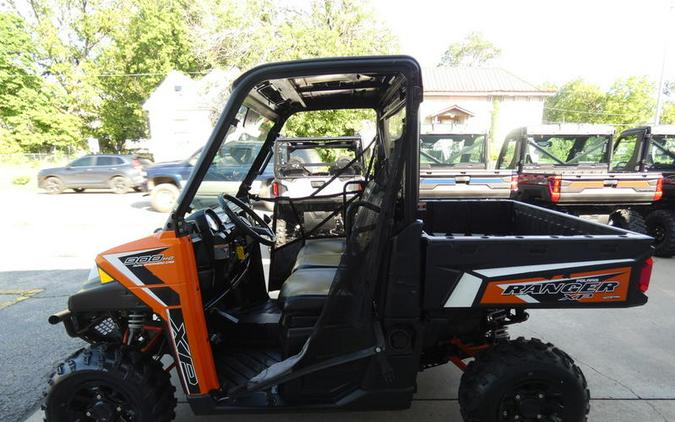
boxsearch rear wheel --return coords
[150,183,179,213]
[44,345,176,422]
[459,337,589,422]
[646,209,675,257]
[44,177,65,194]
[608,208,647,234]
[109,176,132,194]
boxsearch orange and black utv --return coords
[45,56,655,422]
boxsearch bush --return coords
[12,175,30,185]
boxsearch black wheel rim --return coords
[63,381,137,422]
[499,380,566,422]
[650,224,666,245]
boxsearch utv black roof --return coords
[230,56,422,114]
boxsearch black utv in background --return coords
[614,125,675,256]
[497,124,662,233]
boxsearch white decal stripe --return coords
[103,249,167,307]
[516,294,539,304]
[166,310,191,393]
[444,273,483,308]
[475,259,633,278]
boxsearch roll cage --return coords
[169,56,422,234]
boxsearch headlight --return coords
[88,264,114,284]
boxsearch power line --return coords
[545,120,650,127]
[543,106,640,117]
[94,71,210,78]
[0,70,211,78]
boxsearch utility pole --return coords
[655,0,674,124]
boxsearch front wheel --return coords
[150,183,180,213]
[459,337,589,422]
[44,345,176,422]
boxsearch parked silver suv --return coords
[37,154,147,194]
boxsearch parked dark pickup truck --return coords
[146,142,274,212]
[497,124,662,232]
[613,125,675,255]
[419,131,515,199]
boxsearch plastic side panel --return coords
[479,266,632,305]
[95,231,219,395]
[423,235,652,310]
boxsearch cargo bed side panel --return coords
[421,200,653,310]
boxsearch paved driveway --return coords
[2,189,674,422]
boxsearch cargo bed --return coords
[420,200,653,310]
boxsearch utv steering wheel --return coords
[218,194,276,246]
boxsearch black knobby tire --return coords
[43,345,176,422]
[608,208,647,234]
[646,209,675,257]
[458,337,590,422]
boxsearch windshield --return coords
[275,139,362,177]
[646,135,675,170]
[420,134,486,168]
[189,105,273,210]
[525,135,610,167]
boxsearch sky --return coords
[371,0,675,90]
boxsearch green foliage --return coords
[488,98,501,160]
[5,0,396,154]
[94,0,207,152]
[438,32,501,67]
[545,76,667,132]
[604,76,656,127]
[11,175,30,185]
[283,110,375,137]
[0,12,82,153]
[283,109,375,162]
[544,80,606,123]
[663,102,675,124]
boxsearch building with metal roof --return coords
[421,67,555,158]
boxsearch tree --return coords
[0,12,81,153]
[544,79,607,124]
[662,102,675,124]
[438,32,501,67]
[94,0,208,152]
[273,0,397,138]
[544,76,658,132]
[17,0,128,144]
[604,76,655,128]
